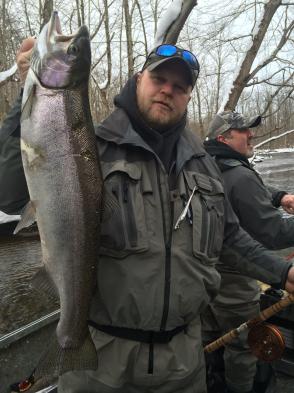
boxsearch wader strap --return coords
[88,321,187,344]
[148,342,154,374]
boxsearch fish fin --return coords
[34,331,98,379]
[21,83,35,122]
[101,187,121,223]
[21,68,39,122]
[13,201,36,234]
[31,266,59,299]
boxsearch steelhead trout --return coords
[17,11,102,380]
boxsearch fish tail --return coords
[34,332,98,380]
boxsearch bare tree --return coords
[159,0,197,44]
[1,0,293,146]
[134,0,148,57]
[223,0,288,110]
[123,0,134,78]
[39,0,53,31]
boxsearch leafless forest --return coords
[0,0,293,148]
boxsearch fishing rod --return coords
[204,292,294,361]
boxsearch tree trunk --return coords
[135,0,148,58]
[162,0,197,44]
[224,0,282,111]
[123,0,134,78]
[40,0,53,32]
[76,0,81,27]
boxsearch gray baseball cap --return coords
[207,111,262,139]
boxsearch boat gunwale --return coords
[0,309,60,349]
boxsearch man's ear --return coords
[136,72,142,86]
[217,135,226,143]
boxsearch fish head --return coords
[31,11,91,89]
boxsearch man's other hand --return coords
[16,37,35,85]
[280,194,294,215]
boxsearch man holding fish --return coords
[1,11,294,393]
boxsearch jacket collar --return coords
[95,108,206,174]
[204,139,251,167]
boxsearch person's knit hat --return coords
[207,111,261,139]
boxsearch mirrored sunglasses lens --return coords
[182,51,198,68]
[156,44,177,57]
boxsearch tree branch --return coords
[159,0,198,45]
[224,0,282,111]
[248,20,294,81]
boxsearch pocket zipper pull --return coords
[174,186,197,230]
[123,181,129,203]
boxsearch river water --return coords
[0,236,59,334]
[253,149,294,195]
[1,149,294,335]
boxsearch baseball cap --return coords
[207,111,262,139]
[142,44,200,87]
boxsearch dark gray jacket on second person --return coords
[204,139,294,251]
[204,139,294,307]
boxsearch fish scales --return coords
[18,11,102,384]
[22,86,101,342]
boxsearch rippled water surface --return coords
[0,236,59,334]
[254,150,294,194]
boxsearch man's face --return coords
[136,62,192,131]
[219,128,255,158]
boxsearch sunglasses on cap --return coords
[142,44,200,85]
[156,44,199,69]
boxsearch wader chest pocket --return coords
[100,162,149,258]
[184,171,225,265]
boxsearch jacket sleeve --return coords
[0,94,29,214]
[224,167,294,250]
[222,194,292,289]
[266,185,287,208]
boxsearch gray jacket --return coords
[89,108,292,330]
[0,98,292,330]
[204,139,294,304]
[217,158,294,250]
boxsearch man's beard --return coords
[139,106,179,132]
[246,146,255,158]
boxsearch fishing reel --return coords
[248,323,285,362]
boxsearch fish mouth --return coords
[32,11,91,88]
[47,11,89,44]
[48,11,63,39]
[47,11,72,43]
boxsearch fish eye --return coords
[68,44,79,55]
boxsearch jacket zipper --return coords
[200,196,210,254]
[156,162,174,332]
[122,180,137,247]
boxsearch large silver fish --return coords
[17,11,102,380]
